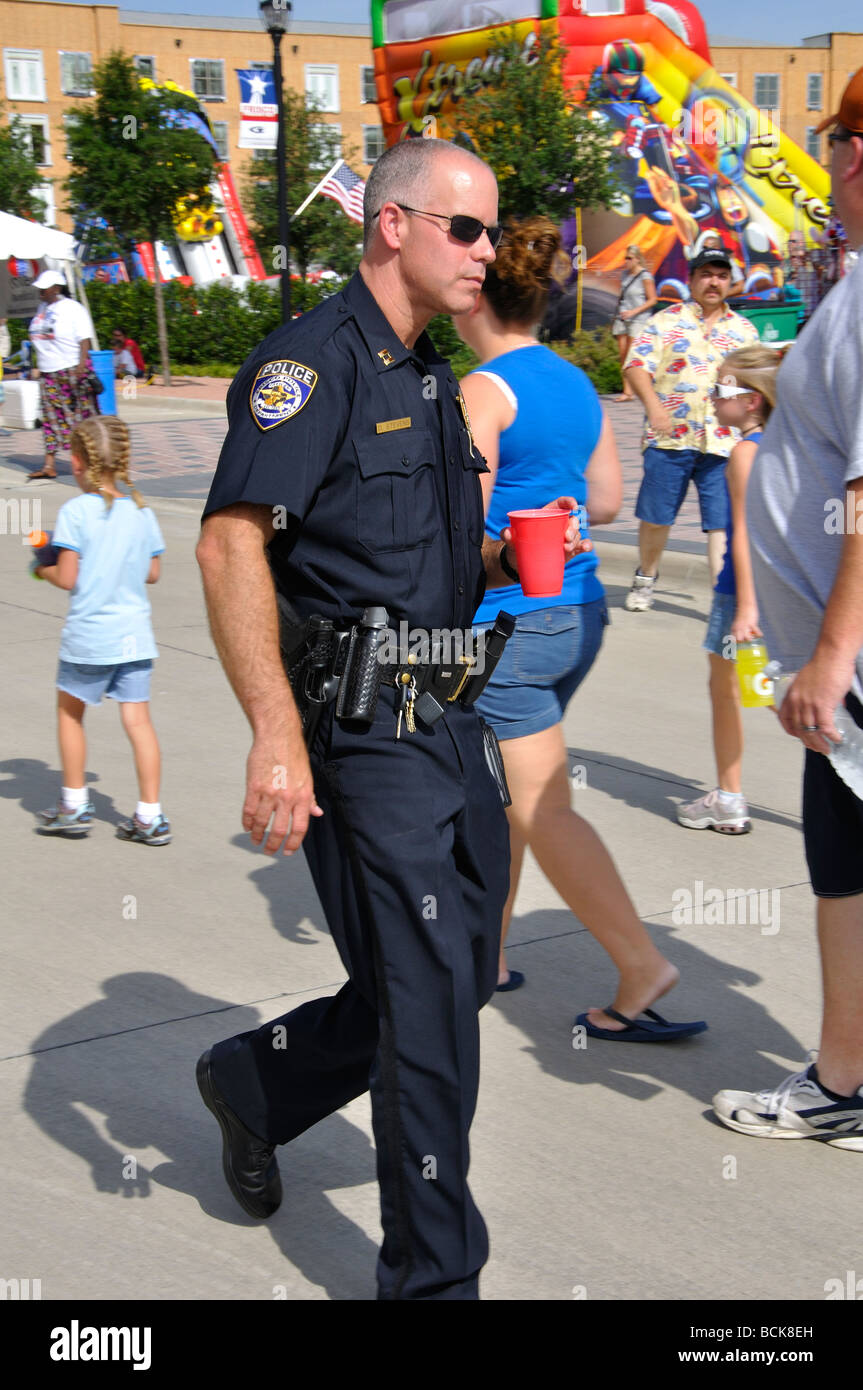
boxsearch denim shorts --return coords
[57,658,153,706]
[702,590,737,659]
[636,446,729,531]
[474,599,609,740]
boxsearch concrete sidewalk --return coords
[1,466,853,1305]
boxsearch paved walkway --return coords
[0,439,854,1306]
[1,392,706,533]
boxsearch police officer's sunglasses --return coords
[377,203,503,249]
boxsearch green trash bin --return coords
[735,304,799,345]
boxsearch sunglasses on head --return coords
[376,203,503,249]
[710,382,752,399]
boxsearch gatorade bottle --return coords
[735,639,773,707]
[765,661,863,799]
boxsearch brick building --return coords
[1,0,380,233]
[706,32,863,168]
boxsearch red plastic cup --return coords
[506,508,570,597]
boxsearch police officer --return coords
[195,138,582,1300]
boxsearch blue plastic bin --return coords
[90,348,117,416]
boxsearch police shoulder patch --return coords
[250,359,319,431]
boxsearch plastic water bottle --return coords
[765,661,863,798]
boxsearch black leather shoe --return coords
[196,1050,282,1219]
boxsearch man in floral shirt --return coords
[622,248,760,610]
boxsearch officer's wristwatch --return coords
[499,542,519,583]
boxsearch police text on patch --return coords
[250,359,319,431]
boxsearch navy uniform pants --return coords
[210,688,510,1300]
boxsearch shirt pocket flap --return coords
[354,428,434,479]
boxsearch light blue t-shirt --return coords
[52,493,165,664]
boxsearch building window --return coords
[211,121,229,161]
[311,121,342,167]
[191,59,226,100]
[753,74,780,111]
[362,125,386,163]
[3,49,46,101]
[305,64,339,114]
[719,73,737,89]
[249,61,273,70]
[16,114,51,166]
[62,112,80,158]
[134,56,156,80]
[807,74,823,109]
[361,65,377,104]
[34,181,55,225]
[806,127,821,161]
[60,52,93,96]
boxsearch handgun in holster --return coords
[276,594,340,746]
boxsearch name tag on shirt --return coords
[375,417,412,434]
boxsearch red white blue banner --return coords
[236,68,278,150]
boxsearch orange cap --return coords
[816,66,863,134]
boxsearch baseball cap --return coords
[32,270,67,290]
[816,66,863,135]
[688,248,732,275]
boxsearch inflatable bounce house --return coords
[372,0,832,328]
[79,77,265,288]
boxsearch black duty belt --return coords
[279,605,515,744]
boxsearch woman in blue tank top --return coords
[456,217,704,1041]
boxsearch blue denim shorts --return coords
[57,658,153,706]
[636,446,729,531]
[474,599,609,740]
[703,590,737,659]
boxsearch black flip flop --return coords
[574,1006,707,1042]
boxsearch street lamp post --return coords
[260,0,292,322]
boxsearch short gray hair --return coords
[363,137,490,251]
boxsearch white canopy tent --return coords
[0,210,76,262]
[0,210,100,347]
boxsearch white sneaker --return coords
[677,787,751,834]
[713,1061,863,1150]
[624,569,657,611]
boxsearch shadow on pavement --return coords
[230,832,328,948]
[23,972,378,1300]
[567,746,802,833]
[0,756,127,829]
[492,912,809,1107]
[603,583,709,623]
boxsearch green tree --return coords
[445,29,621,221]
[0,108,47,219]
[64,51,219,384]
[246,88,362,282]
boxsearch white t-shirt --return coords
[28,297,95,373]
[114,347,137,375]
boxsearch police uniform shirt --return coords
[204,272,488,634]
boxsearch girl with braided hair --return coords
[33,416,171,844]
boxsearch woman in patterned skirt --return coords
[27,271,99,480]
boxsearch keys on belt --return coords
[284,606,516,743]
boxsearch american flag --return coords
[320,161,366,225]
